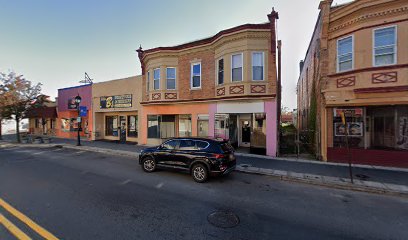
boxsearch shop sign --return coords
[68,98,78,109]
[100,94,132,109]
[334,108,363,117]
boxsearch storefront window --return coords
[148,115,160,138]
[368,106,408,150]
[106,116,118,136]
[333,108,364,148]
[251,113,266,148]
[161,115,176,139]
[179,114,192,137]
[197,114,209,137]
[127,115,138,138]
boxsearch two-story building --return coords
[137,9,280,156]
[298,0,408,167]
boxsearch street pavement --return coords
[0,145,407,240]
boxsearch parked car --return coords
[139,138,236,182]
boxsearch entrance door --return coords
[372,116,395,149]
[240,120,251,147]
[119,116,127,143]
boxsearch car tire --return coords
[191,163,208,183]
[142,156,156,172]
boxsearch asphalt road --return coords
[0,145,407,240]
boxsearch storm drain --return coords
[207,210,240,228]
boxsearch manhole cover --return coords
[207,210,239,228]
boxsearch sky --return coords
[0,0,351,113]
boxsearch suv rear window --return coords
[219,142,234,153]
[179,140,196,150]
[195,140,209,150]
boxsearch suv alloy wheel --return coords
[191,163,208,183]
[142,156,156,172]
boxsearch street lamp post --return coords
[75,94,82,146]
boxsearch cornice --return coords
[329,5,408,33]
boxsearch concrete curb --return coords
[235,166,408,197]
[2,141,407,196]
[234,152,408,173]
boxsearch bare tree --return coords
[0,71,42,142]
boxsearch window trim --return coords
[217,58,224,85]
[146,71,150,91]
[336,35,354,73]
[231,53,244,82]
[372,25,397,67]
[190,62,201,89]
[153,68,160,90]
[251,51,265,81]
[166,67,177,90]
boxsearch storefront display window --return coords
[251,113,266,148]
[179,115,192,137]
[105,116,118,136]
[333,108,364,148]
[197,114,209,137]
[161,115,176,139]
[127,115,138,137]
[148,115,160,138]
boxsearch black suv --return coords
[139,138,236,182]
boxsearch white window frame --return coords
[251,51,265,81]
[217,58,224,86]
[153,68,160,90]
[231,53,244,82]
[166,67,177,90]
[191,62,201,89]
[146,71,150,91]
[336,35,354,73]
[372,25,397,67]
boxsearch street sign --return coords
[79,106,87,117]
[77,117,82,123]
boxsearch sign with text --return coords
[100,94,132,109]
[334,108,363,118]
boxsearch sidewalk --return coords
[1,135,407,196]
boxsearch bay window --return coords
[337,36,353,72]
[374,26,396,66]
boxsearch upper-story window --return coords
[153,68,160,90]
[252,52,264,81]
[166,67,176,90]
[191,63,201,89]
[374,26,396,66]
[231,53,243,82]
[147,71,150,91]
[217,59,224,85]
[337,36,353,72]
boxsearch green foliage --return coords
[0,71,42,142]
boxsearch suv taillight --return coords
[213,154,225,159]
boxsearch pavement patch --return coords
[207,210,239,228]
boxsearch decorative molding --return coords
[372,72,397,84]
[151,93,161,100]
[140,94,276,105]
[336,76,355,88]
[328,63,408,78]
[216,87,225,96]
[329,6,408,33]
[354,85,408,94]
[251,84,267,93]
[229,85,245,94]
[164,92,177,99]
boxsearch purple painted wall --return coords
[57,84,92,112]
[265,100,277,157]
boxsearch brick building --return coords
[297,0,408,167]
[137,9,280,156]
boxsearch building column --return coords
[265,100,277,156]
[208,103,217,138]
